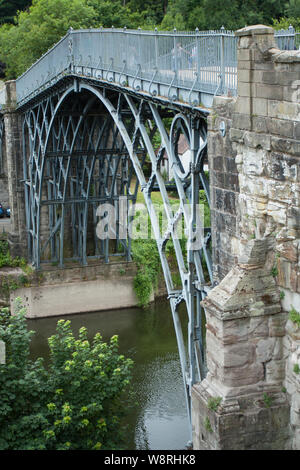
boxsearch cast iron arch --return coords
[22,82,212,442]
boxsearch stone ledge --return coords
[202,265,281,319]
[192,380,291,450]
[235,25,274,37]
[273,50,300,63]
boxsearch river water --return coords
[27,298,190,450]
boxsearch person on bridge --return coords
[172,42,191,72]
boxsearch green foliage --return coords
[0,241,27,268]
[0,0,97,78]
[273,17,300,30]
[171,272,182,288]
[286,0,300,18]
[199,189,210,228]
[263,392,273,408]
[0,0,31,24]
[131,184,210,306]
[132,239,160,308]
[293,363,300,374]
[160,11,186,31]
[0,301,133,450]
[0,0,297,81]
[204,416,212,433]
[289,307,300,328]
[207,396,222,412]
[86,0,130,28]
[161,0,285,31]
[271,264,278,278]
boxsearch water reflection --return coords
[27,299,190,450]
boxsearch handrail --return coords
[15,27,299,108]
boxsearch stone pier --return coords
[192,25,300,450]
[2,81,26,258]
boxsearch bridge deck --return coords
[14,28,238,110]
[0,27,296,111]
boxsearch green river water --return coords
[27,298,190,450]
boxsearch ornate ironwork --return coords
[22,80,211,443]
[11,23,300,446]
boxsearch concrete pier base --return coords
[9,261,148,318]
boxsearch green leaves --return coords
[0,0,295,81]
[0,307,133,450]
[289,307,300,328]
[0,0,97,78]
[132,238,160,308]
[0,0,31,25]
[0,241,27,268]
[286,0,300,18]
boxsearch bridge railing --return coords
[275,26,299,50]
[15,27,298,108]
[0,87,5,110]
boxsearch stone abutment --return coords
[192,25,300,450]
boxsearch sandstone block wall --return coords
[2,81,27,258]
[208,97,240,281]
[0,126,9,208]
[193,25,300,450]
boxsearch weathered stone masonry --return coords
[192,25,300,450]
[2,81,26,258]
[1,23,299,450]
[0,124,9,209]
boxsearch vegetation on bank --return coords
[0,301,133,450]
[0,0,299,79]
[0,240,27,269]
[132,239,161,309]
[0,241,34,299]
[289,307,300,328]
[131,186,210,308]
[0,195,210,309]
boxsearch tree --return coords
[0,0,31,24]
[160,0,206,31]
[127,0,167,25]
[160,11,186,30]
[86,0,130,28]
[159,0,286,31]
[0,0,97,79]
[0,301,133,450]
[273,16,300,30]
[286,0,300,17]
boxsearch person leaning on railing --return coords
[171,42,193,71]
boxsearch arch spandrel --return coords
[21,82,211,442]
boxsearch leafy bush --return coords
[131,186,211,306]
[207,396,222,412]
[289,307,300,328]
[0,0,97,79]
[132,239,160,308]
[0,241,27,268]
[0,301,133,450]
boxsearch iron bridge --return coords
[0,26,297,443]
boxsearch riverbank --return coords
[27,298,189,449]
[2,259,167,318]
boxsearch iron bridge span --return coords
[1,26,297,444]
